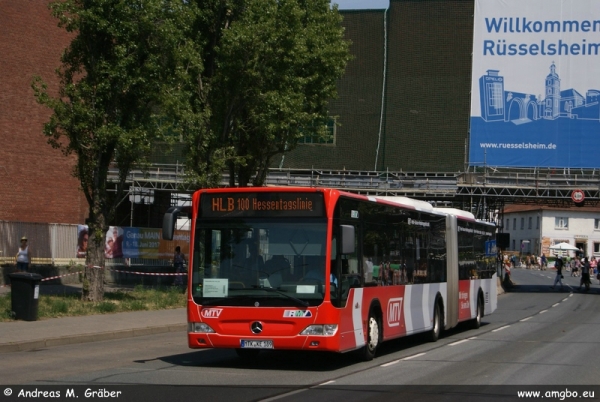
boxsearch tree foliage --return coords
[32,0,199,301]
[31,0,349,300]
[182,0,351,187]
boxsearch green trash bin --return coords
[8,272,43,321]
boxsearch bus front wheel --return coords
[359,312,379,361]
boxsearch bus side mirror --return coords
[162,206,190,240]
[340,225,355,255]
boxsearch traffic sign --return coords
[571,189,585,203]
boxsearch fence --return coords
[0,221,172,267]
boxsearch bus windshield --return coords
[192,218,328,307]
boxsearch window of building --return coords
[520,217,524,230]
[298,117,335,145]
[513,218,517,230]
[595,219,600,230]
[506,218,509,231]
[528,217,532,229]
[536,216,540,229]
[555,217,568,229]
[594,242,600,255]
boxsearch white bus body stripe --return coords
[422,283,430,328]
[352,288,365,348]
[404,285,413,333]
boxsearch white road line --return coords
[448,339,469,346]
[402,352,426,360]
[381,360,401,367]
[259,389,308,402]
[492,325,510,332]
[562,298,569,302]
[552,303,559,307]
[468,336,478,340]
[317,380,336,386]
[520,317,532,322]
[539,309,548,314]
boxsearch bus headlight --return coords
[188,322,216,333]
[300,324,338,336]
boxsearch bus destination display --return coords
[200,192,324,218]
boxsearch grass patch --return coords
[0,286,186,321]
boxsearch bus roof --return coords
[433,207,476,220]
[372,196,436,213]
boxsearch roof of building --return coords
[504,204,600,214]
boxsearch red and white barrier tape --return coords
[88,265,186,276]
[41,271,81,282]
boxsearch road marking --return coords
[317,380,335,386]
[402,352,426,360]
[381,360,401,367]
[492,325,510,332]
[539,309,548,314]
[468,336,478,340]
[520,317,532,322]
[562,298,569,302]
[552,303,559,307]
[448,339,469,346]
[259,389,307,401]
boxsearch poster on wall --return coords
[469,0,600,168]
[104,226,189,259]
[77,225,89,258]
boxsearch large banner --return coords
[104,226,189,259]
[469,0,600,168]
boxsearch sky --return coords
[332,0,390,10]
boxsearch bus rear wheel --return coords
[470,295,483,329]
[427,302,441,342]
[359,312,379,361]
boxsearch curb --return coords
[0,323,186,354]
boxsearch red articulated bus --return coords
[162,187,498,361]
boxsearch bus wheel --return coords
[470,295,483,329]
[235,348,261,359]
[360,312,379,361]
[427,302,441,342]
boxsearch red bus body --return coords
[164,187,498,359]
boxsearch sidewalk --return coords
[0,283,186,354]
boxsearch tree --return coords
[183,0,351,187]
[32,0,199,301]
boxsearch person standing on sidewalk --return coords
[550,257,564,290]
[15,236,31,272]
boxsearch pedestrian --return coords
[15,236,31,272]
[172,246,187,287]
[540,253,547,270]
[550,257,564,290]
[579,257,591,291]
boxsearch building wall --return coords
[0,1,87,224]
[503,206,600,258]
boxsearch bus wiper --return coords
[249,286,309,307]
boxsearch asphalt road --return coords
[1,268,599,402]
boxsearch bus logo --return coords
[283,310,312,317]
[387,298,403,327]
[201,308,223,318]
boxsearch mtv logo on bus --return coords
[387,297,403,327]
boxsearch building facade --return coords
[502,204,600,259]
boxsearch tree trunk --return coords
[82,215,107,302]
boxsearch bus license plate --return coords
[240,340,274,349]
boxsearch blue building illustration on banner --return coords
[470,63,600,168]
[478,63,600,125]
